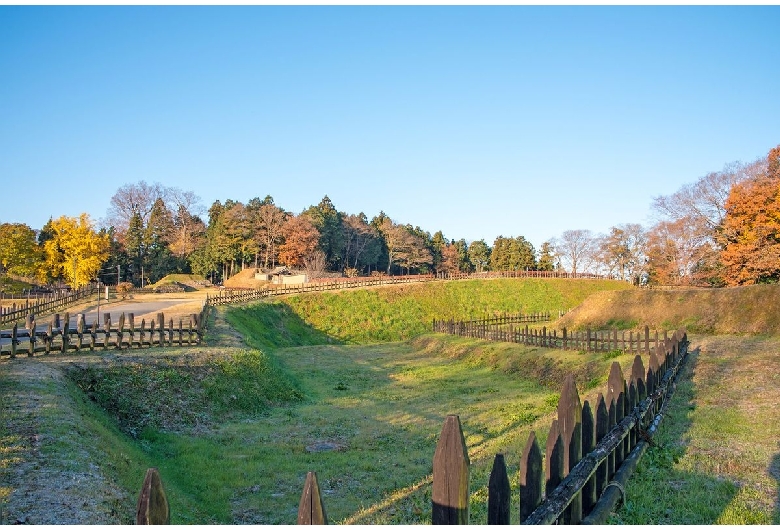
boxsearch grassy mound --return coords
[222,268,270,289]
[66,350,303,438]
[148,274,212,291]
[235,278,633,344]
[558,284,780,335]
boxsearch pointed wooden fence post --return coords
[487,454,510,524]
[581,400,597,516]
[557,374,582,524]
[297,471,328,524]
[519,431,543,523]
[432,414,470,524]
[61,312,70,353]
[545,419,564,499]
[136,468,170,524]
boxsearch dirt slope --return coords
[558,284,780,335]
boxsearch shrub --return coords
[116,282,134,300]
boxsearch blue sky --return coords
[1,6,778,249]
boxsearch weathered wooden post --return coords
[103,313,111,350]
[45,321,53,355]
[26,315,36,357]
[581,400,597,516]
[136,468,170,524]
[90,320,97,351]
[76,314,84,351]
[519,432,543,523]
[432,414,470,524]
[607,362,625,469]
[10,322,17,358]
[545,420,564,500]
[558,374,583,523]
[117,313,125,349]
[61,312,70,353]
[129,313,135,348]
[157,313,165,348]
[487,454,510,524]
[297,471,327,524]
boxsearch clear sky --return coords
[1,6,778,249]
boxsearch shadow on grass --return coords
[609,348,744,524]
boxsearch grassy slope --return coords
[559,283,780,334]
[234,278,632,344]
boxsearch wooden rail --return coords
[0,285,97,326]
[434,316,667,355]
[0,308,208,358]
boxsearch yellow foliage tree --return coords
[40,214,110,288]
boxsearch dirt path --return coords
[1,357,131,524]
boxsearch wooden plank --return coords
[135,468,170,524]
[581,400,597,516]
[519,431,543,523]
[594,393,609,498]
[297,471,328,524]
[557,374,583,523]
[545,419,564,498]
[487,454,510,525]
[432,414,470,524]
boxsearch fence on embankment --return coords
[206,274,437,306]
[434,315,670,355]
[133,329,688,524]
[0,307,209,358]
[0,285,97,327]
[437,270,606,280]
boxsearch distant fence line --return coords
[206,274,437,306]
[133,329,689,524]
[0,285,97,327]
[0,306,209,358]
[207,270,611,308]
[433,315,667,355]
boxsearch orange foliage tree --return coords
[278,215,320,268]
[719,145,780,285]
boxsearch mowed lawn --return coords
[140,340,561,524]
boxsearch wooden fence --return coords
[434,316,668,355]
[0,285,97,326]
[132,329,688,524]
[438,271,607,280]
[206,274,437,306]
[0,308,208,358]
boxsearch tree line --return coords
[1,143,778,289]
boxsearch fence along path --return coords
[434,315,669,355]
[0,285,96,326]
[131,328,688,524]
[0,308,208,358]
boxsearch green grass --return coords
[609,336,780,524]
[260,278,632,344]
[54,330,640,524]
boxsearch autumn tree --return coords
[439,242,460,275]
[645,219,705,286]
[40,214,110,288]
[595,224,647,282]
[278,214,320,269]
[650,157,765,285]
[0,223,41,278]
[719,144,780,285]
[248,196,287,269]
[452,239,472,272]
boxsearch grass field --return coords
[3,278,780,524]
